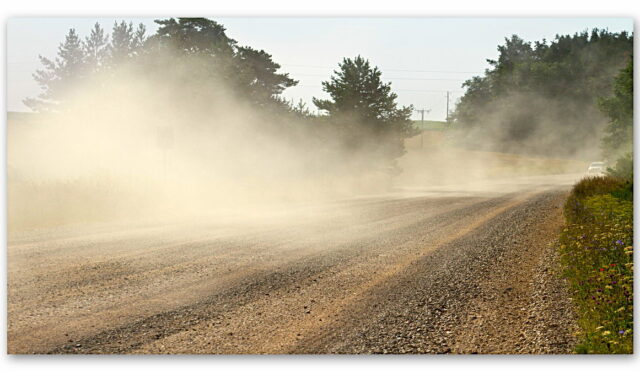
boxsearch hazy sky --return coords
[6,17,634,120]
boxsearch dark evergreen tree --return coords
[84,22,108,72]
[313,56,417,169]
[24,28,86,111]
[147,18,296,110]
[109,21,146,65]
[234,46,297,106]
[132,23,147,51]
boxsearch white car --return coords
[586,161,607,176]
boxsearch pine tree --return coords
[109,21,135,65]
[84,22,109,72]
[24,28,86,111]
[313,56,416,166]
[131,23,147,51]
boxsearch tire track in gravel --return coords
[273,188,547,353]
[289,189,576,354]
[10,195,484,353]
[10,181,577,354]
[35,194,515,354]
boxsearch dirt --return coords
[7,175,579,354]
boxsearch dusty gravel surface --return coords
[8,174,579,354]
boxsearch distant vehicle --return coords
[586,161,607,176]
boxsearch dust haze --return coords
[450,91,608,159]
[7,49,590,232]
[8,53,386,230]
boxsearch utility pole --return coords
[446,91,450,123]
[415,108,431,148]
[420,109,424,148]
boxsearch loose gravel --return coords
[9,179,578,354]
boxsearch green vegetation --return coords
[451,30,632,156]
[549,30,633,355]
[25,18,415,174]
[313,55,418,170]
[26,18,296,113]
[412,120,448,131]
[599,57,633,178]
[559,176,633,354]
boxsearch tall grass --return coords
[7,175,151,232]
[559,176,633,354]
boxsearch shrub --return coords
[563,176,626,223]
[559,177,633,354]
[608,152,633,181]
[610,179,633,202]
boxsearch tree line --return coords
[450,29,633,161]
[26,18,416,178]
[27,19,631,179]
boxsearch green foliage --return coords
[153,18,235,56]
[609,181,633,203]
[566,176,625,201]
[25,18,297,115]
[451,30,633,156]
[607,152,633,181]
[313,56,409,124]
[313,56,417,168]
[25,18,417,185]
[150,18,297,110]
[25,22,149,111]
[560,177,633,353]
[564,176,629,223]
[412,120,448,131]
[108,21,146,66]
[599,57,633,168]
[83,23,109,72]
[24,28,87,111]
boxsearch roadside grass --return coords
[412,120,448,131]
[479,151,587,177]
[401,137,588,179]
[7,175,152,232]
[559,176,633,354]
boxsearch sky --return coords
[6,17,634,120]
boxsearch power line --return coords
[397,89,464,93]
[295,84,464,93]
[282,64,483,74]
[291,73,467,81]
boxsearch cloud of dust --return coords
[451,91,606,160]
[394,92,598,192]
[8,53,402,231]
[8,49,600,231]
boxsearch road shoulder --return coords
[449,191,579,354]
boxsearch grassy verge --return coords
[7,176,152,232]
[412,120,448,131]
[559,176,633,353]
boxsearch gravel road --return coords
[8,174,580,354]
